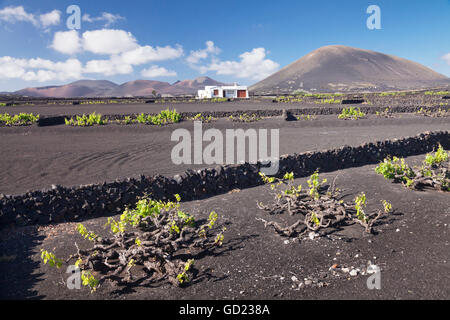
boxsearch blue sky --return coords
[0,0,449,91]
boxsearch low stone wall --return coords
[35,105,449,126]
[0,131,448,228]
[341,99,365,104]
[37,115,67,126]
[179,105,448,118]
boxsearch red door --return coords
[237,90,247,98]
[213,89,219,96]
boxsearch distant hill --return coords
[15,80,119,98]
[250,45,450,94]
[12,77,227,98]
[113,80,172,97]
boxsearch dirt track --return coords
[0,114,449,195]
[1,155,449,300]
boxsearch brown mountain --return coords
[250,45,450,94]
[12,77,227,98]
[113,80,172,97]
[15,80,119,98]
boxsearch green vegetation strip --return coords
[65,112,106,126]
[135,108,181,125]
[415,107,449,117]
[338,107,366,120]
[229,113,262,122]
[424,91,450,95]
[64,109,182,126]
[0,112,39,126]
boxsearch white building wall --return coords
[197,85,249,99]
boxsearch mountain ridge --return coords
[13,77,227,98]
[249,45,450,94]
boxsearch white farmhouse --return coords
[197,83,249,99]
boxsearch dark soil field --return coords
[0,99,449,301]
[1,155,449,300]
[0,114,448,195]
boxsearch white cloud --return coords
[1,15,187,82]
[48,28,184,77]
[0,56,82,82]
[51,28,184,62]
[186,43,279,80]
[0,57,27,79]
[51,30,81,55]
[82,29,139,55]
[205,48,279,80]
[187,41,221,65]
[84,57,133,76]
[81,14,94,22]
[49,29,182,77]
[0,6,61,30]
[442,53,450,66]
[141,66,177,78]
[82,12,125,27]
[39,10,61,28]
[120,45,184,65]
[83,44,183,76]
[0,6,38,26]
